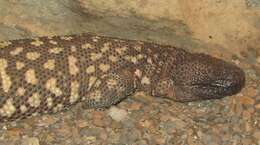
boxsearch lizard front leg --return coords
[82,69,137,109]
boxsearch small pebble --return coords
[241,137,253,145]
[244,87,258,98]
[36,115,58,127]
[82,136,97,144]
[132,92,155,103]
[92,111,107,127]
[55,123,72,138]
[200,132,221,145]
[80,127,105,138]
[242,110,252,120]
[256,56,260,64]
[187,129,197,145]
[245,121,253,132]
[170,118,187,130]
[138,119,156,133]
[45,134,55,143]
[76,119,89,128]
[128,102,142,111]
[6,128,23,139]
[21,137,40,145]
[253,131,260,139]
[119,129,141,144]
[255,103,260,109]
[239,96,255,105]
[256,94,260,101]
[153,134,166,145]
[108,107,128,122]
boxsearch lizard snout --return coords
[211,64,245,96]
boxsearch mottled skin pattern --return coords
[0,33,245,122]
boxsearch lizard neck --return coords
[134,43,189,97]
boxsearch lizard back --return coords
[0,33,150,121]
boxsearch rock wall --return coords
[78,0,259,52]
[0,0,258,54]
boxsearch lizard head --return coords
[156,53,245,102]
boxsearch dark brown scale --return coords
[0,33,245,122]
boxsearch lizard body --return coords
[0,33,245,122]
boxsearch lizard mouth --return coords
[182,71,245,101]
[189,78,245,98]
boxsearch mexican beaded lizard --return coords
[0,33,245,122]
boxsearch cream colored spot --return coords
[99,63,110,72]
[137,54,144,59]
[0,41,11,48]
[147,57,153,64]
[81,97,86,101]
[57,104,63,110]
[94,79,102,88]
[82,43,94,49]
[49,47,64,54]
[61,36,73,40]
[20,105,27,113]
[101,43,110,53]
[16,61,25,70]
[92,36,100,42]
[68,55,79,75]
[70,45,77,52]
[45,78,62,96]
[153,54,159,59]
[25,69,38,85]
[108,55,118,62]
[0,59,12,93]
[49,40,58,45]
[47,97,53,108]
[107,79,118,89]
[134,69,142,78]
[44,59,55,70]
[0,99,16,117]
[32,112,38,117]
[10,47,24,56]
[89,90,102,101]
[31,39,44,46]
[86,65,95,74]
[130,56,138,64]
[88,76,97,90]
[124,55,130,61]
[70,81,79,103]
[124,56,138,63]
[115,46,127,55]
[26,52,41,60]
[16,87,26,96]
[28,93,41,107]
[134,45,142,52]
[90,53,102,61]
[53,103,63,112]
[57,71,63,76]
[141,76,151,85]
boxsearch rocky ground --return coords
[0,0,259,145]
